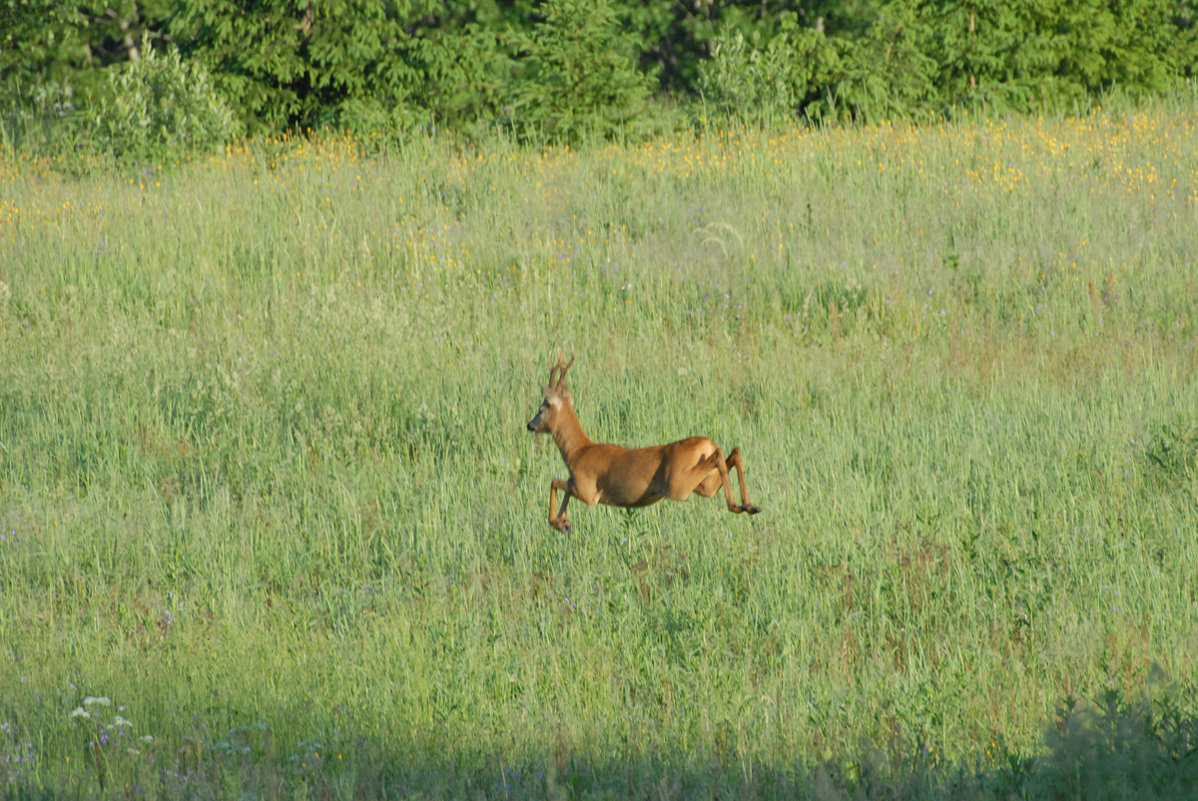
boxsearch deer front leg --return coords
[548,477,573,532]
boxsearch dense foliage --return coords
[3,0,1196,150]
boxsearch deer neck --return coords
[550,404,592,469]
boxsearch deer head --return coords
[527,352,575,434]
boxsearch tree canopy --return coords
[2,0,1195,147]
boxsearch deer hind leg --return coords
[724,447,759,514]
[674,447,755,514]
[548,477,573,533]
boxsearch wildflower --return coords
[70,707,90,720]
[83,696,112,707]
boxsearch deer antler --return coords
[547,350,575,393]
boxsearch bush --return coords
[0,80,80,156]
[93,34,239,165]
[1031,687,1198,800]
[697,13,840,125]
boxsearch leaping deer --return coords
[526,353,760,532]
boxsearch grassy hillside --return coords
[2,98,1197,799]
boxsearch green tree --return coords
[698,3,937,124]
[820,0,938,120]
[920,0,1197,113]
[505,0,653,142]
[1,1,171,94]
[1,2,85,91]
[165,0,505,134]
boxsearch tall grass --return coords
[2,96,1197,798]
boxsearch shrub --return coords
[0,80,80,156]
[697,13,840,125]
[93,34,238,165]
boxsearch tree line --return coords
[2,0,1196,154]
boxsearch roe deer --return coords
[527,353,760,532]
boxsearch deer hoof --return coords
[741,504,760,514]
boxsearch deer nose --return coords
[526,420,537,432]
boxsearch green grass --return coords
[2,98,1198,799]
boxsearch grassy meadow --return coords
[2,96,1198,799]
